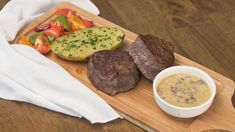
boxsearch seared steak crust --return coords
[129,34,175,81]
[88,50,141,95]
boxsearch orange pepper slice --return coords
[20,35,33,47]
[71,15,86,31]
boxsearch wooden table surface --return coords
[0,0,235,131]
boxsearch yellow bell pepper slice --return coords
[70,15,86,31]
[20,35,33,47]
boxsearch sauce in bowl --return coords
[157,73,211,107]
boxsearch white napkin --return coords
[0,0,121,123]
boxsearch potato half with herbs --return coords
[51,27,125,61]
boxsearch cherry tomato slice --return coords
[55,8,75,21]
[45,28,61,38]
[50,20,61,28]
[34,35,51,54]
[55,8,70,16]
[36,44,51,55]
[45,22,64,38]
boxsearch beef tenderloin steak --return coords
[129,34,175,81]
[87,50,141,96]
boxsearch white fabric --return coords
[0,0,120,123]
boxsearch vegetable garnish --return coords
[34,23,50,32]
[20,35,33,47]
[55,14,71,31]
[71,15,86,31]
[23,8,94,54]
[34,35,51,54]
[55,8,71,16]
[29,31,45,44]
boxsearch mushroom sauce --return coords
[157,74,211,107]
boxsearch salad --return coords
[20,8,94,54]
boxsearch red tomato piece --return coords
[76,14,82,19]
[76,14,93,28]
[82,19,93,28]
[50,20,61,28]
[45,28,62,38]
[67,10,76,21]
[55,8,75,21]
[55,8,70,16]
[45,22,63,38]
[34,35,51,54]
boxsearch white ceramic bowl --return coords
[153,66,216,118]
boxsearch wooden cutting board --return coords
[13,2,235,132]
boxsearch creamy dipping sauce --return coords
[157,74,211,107]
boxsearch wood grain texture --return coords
[0,0,235,132]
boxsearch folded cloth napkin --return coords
[0,0,121,123]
